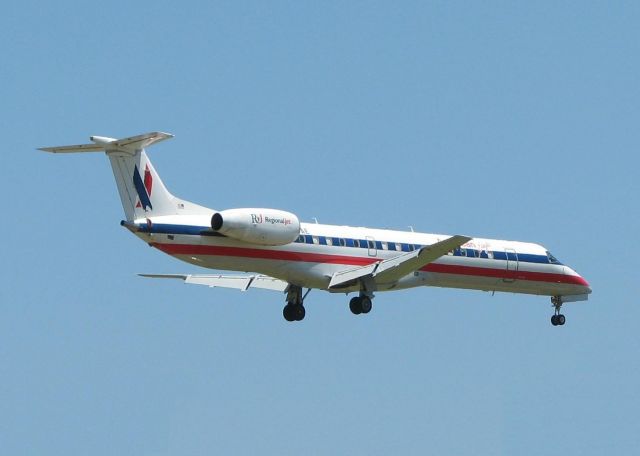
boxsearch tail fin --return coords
[40,132,207,221]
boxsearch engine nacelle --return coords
[211,208,300,246]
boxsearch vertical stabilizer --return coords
[39,132,211,221]
[108,148,176,220]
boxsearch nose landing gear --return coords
[551,296,566,326]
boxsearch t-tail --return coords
[39,132,210,221]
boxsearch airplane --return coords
[40,131,591,326]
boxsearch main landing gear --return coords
[551,296,566,326]
[283,285,310,322]
[349,277,375,316]
[349,294,373,315]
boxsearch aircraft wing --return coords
[139,273,289,292]
[329,235,472,289]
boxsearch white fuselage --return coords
[128,215,591,298]
[40,131,591,324]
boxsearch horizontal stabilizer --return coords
[139,273,289,292]
[105,132,174,153]
[329,235,472,289]
[39,131,173,154]
[38,143,105,153]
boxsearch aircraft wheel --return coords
[361,296,372,314]
[551,315,558,326]
[283,304,296,322]
[349,297,362,315]
[284,303,305,322]
[557,314,566,326]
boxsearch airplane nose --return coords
[565,267,591,294]
[577,274,591,293]
[564,266,591,294]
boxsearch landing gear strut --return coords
[550,296,566,326]
[283,285,309,322]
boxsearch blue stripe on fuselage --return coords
[134,223,557,265]
[137,223,215,236]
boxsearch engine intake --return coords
[211,208,300,246]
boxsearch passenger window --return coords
[381,242,388,250]
[353,239,360,248]
[368,240,375,249]
[312,236,319,245]
[326,237,333,246]
[339,238,346,247]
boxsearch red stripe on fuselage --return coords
[422,263,588,286]
[153,243,376,266]
[151,242,588,287]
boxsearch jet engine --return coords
[211,208,300,246]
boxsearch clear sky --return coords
[1,1,639,455]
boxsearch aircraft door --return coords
[366,236,377,257]
[503,248,518,283]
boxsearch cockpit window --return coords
[546,251,561,264]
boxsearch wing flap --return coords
[328,263,379,289]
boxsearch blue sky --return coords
[2,1,639,454]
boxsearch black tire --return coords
[283,304,296,322]
[349,297,362,315]
[557,314,566,326]
[551,315,558,326]
[295,305,306,321]
[361,296,372,314]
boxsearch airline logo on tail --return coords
[133,164,153,210]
